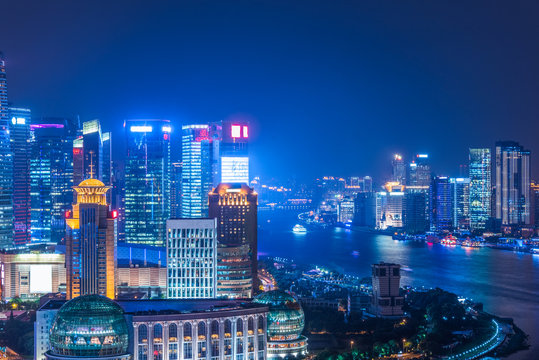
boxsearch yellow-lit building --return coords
[65,178,117,299]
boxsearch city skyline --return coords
[2,1,539,181]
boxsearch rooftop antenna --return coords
[88,150,95,179]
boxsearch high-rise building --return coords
[469,148,492,231]
[362,176,373,193]
[209,183,257,298]
[170,162,182,218]
[495,141,531,226]
[370,263,404,317]
[408,154,431,186]
[353,192,376,227]
[337,196,355,223]
[450,178,470,230]
[124,119,171,246]
[9,107,31,246]
[30,118,77,244]
[403,186,429,234]
[392,154,406,185]
[531,182,539,230]
[180,124,219,218]
[0,53,13,249]
[375,182,404,230]
[221,121,249,184]
[430,176,453,231]
[65,178,117,300]
[166,218,217,299]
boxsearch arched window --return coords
[184,322,192,341]
[169,323,178,341]
[198,321,206,340]
[248,317,254,334]
[138,324,148,343]
[211,320,219,337]
[224,320,232,337]
[236,318,243,336]
[257,316,264,334]
[153,324,163,342]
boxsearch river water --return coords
[258,211,539,360]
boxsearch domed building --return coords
[254,291,308,359]
[46,295,130,360]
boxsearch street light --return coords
[402,338,406,353]
[350,340,354,349]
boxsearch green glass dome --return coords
[253,290,305,341]
[49,295,129,358]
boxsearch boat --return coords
[292,224,307,233]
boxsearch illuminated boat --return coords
[441,234,457,246]
[292,224,307,233]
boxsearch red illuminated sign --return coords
[73,148,82,155]
[111,210,118,219]
[65,211,71,219]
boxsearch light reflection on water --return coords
[259,211,539,360]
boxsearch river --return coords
[258,211,539,360]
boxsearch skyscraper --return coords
[450,178,470,230]
[209,183,257,298]
[9,107,31,246]
[404,186,429,234]
[495,141,531,226]
[430,176,453,231]
[0,53,13,249]
[370,263,404,317]
[375,182,404,230]
[221,121,249,184]
[65,178,117,300]
[170,162,182,218]
[124,119,171,246]
[166,218,217,299]
[408,154,431,186]
[30,117,77,244]
[469,148,492,231]
[392,154,406,185]
[181,124,219,218]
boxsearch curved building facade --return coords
[253,291,308,359]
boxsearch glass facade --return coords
[30,118,77,244]
[0,53,13,249]
[430,177,453,231]
[469,148,491,230]
[450,177,470,230]
[166,219,217,299]
[49,295,129,358]
[8,107,31,246]
[125,120,171,246]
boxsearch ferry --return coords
[441,234,457,246]
[292,224,307,233]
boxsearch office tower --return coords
[375,182,404,230]
[209,183,257,298]
[430,177,453,231]
[337,196,355,223]
[392,154,406,184]
[170,162,182,218]
[180,124,219,218]
[408,154,431,186]
[8,108,32,246]
[349,176,361,188]
[125,120,171,246]
[65,178,117,300]
[166,218,217,299]
[73,137,84,197]
[495,141,531,226]
[102,132,112,185]
[469,148,492,231]
[370,263,404,317]
[82,120,103,180]
[111,161,126,242]
[531,182,539,229]
[362,176,373,193]
[221,120,249,183]
[404,186,429,234]
[0,53,13,249]
[450,178,470,230]
[353,192,376,227]
[30,118,77,244]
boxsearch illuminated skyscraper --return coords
[221,121,249,184]
[0,53,13,249]
[209,183,257,298]
[181,124,219,218]
[124,119,171,246]
[495,141,531,226]
[404,186,429,234]
[408,154,431,186]
[375,182,404,230]
[392,154,406,184]
[65,178,117,300]
[166,218,217,299]
[170,162,182,218]
[430,176,453,231]
[450,177,470,230]
[9,107,31,246]
[469,148,492,231]
[30,117,77,244]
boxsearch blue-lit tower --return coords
[124,119,171,246]
[430,176,453,231]
[469,148,491,231]
[9,107,31,246]
[0,53,13,249]
[220,120,249,184]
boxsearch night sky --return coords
[2,1,539,182]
